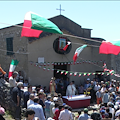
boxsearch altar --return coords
[62,95,91,109]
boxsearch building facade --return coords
[0,15,119,87]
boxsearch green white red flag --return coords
[73,45,87,63]
[99,40,120,55]
[9,59,19,78]
[21,11,63,38]
[21,11,43,38]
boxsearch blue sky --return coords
[0,1,120,41]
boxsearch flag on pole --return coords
[21,11,43,38]
[9,59,19,78]
[73,45,87,63]
[63,42,71,51]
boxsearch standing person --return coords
[50,97,58,118]
[23,85,32,108]
[52,103,59,115]
[28,97,45,120]
[96,88,102,106]
[59,105,73,120]
[45,96,52,119]
[38,92,46,117]
[27,94,34,108]
[9,71,18,94]
[57,93,63,105]
[78,108,90,120]
[90,81,95,103]
[50,77,56,98]
[12,82,23,120]
[102,90,109,107]
[66,81,76,96]
[57,80,64,95]
[53,105,64,120]
[78,85,84,94]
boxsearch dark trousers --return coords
[14,106,21,120]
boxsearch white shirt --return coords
[9,76,16,87]
[59,109,73,120]
[52,107,59,114]
[27,99,34,108]
[109,107,115,120]
[94,85,100,91]
[66,85,76,96]
[101,87,106,93]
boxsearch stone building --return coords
[0,15,119,87]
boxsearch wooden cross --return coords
[56,4,65,15]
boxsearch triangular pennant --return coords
[65,71,68,75]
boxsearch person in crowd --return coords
[23,85,32,108]
[96,88,102,106]
[23,79,29,87]
[102,90,109,107]
[38,92,46,117]
[9,71,18,94]
[27,93,34,108]
[84,79,91,91]
[12,82,23,120]
[19,76,24,83]
[52,103,59,115]
[78,108,90,120]
[75,110,81,120]
[16,71,23,82]
[100,109,105,119]
[90,108,102,120]
[57,80,64,95]
[28,97,45,120]
[68,106,75,120]
[43,86,49,94]
[50,77,56,97]
[45,95,52,119]
[78,84,84,94]
[50,96,58,118]
[94,82,101,92]
[57,93,63,105]
[59,105,73,120]
[90,81,95,103]
[66,81,76,96]
[105,107,112,119]
[24,109,36,120]
[109,84,115,93]
[64,77,70,91]
[53,105,64,120]
[107,102,115,120]
[101,84,107,97]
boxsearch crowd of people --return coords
[1,70,120,120]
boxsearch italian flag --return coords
[9,59,19,78]
[21,11,43,38]
[63,42,71,51]
[99,41,120,55]
[30,11,63,34]
[73,45,87,63]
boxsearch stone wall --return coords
[0,79,16,116]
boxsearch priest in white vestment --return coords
[66,81,76,96]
